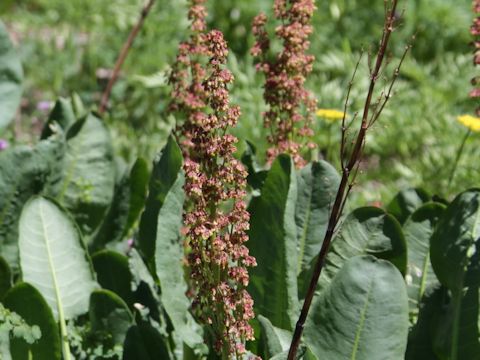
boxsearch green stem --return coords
[447,129,471,190]
[451,291,462,360]
[221,344,230,360]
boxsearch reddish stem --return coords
[287,1,400,358]
[98,0,156,114]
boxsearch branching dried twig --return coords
[98,0,156,115]
[370,40,413,126]
[340,52,363,167]
[287,1,406,358]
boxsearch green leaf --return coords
[128,248,156,291]
[89,289,134,345]
[269,346,317,360]
[57,113,115,236]
[387,188,431,224]
[92,170,131,250]
[305,255,409,360]
[428,286,480,360]
[241,140,267,190]
[92,158,148,249]
[3,282,61,360]
[429,189,480,360]
[430,189,480,294]
[0,135,65,271]
[248,154,299,330]
[295,161,340,275]
[71,93,86,118]
[128,249,163,323]
[0,256,11,298]
[304,207,406,296]
[154,171,204,350]
[125,157,149,233]
[18,196,97,320]
[122,322,172,360]
[258,315,293,358]
[405,286,448,360]
[0,20,23,131]
[92,250,134,307]
[404,203,445,317]
[91,158,148,249]
[138,135,182,268]
[41,97,76,139]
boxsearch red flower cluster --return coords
[471,0,480,115]
[169,2,256,356]
[252,0,317,167]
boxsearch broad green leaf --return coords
[128,249,163,323]
[248,154,299,330]
[430,189,480,360]
[122,322,172,360]
[0,135,65,271]
[241,140,267,190]
[303,207,406,296]
[387,188,430,224]
[0,256,11,298]
[258,315,293,358]
[92,250,134,307]
[92,158,148,249]
[71,93,86,118]
[92,169,131,249]
[18,196,97,320]
[89,289,134,346]
[41,97,76,139]
[305,255,409,360]
[406,286,448,360]
[0,20,23,131]
[430,286,480,360]
[57,113,115,236]
[295,161,340,276]
[269,346,317,360]
[431,189,480,294]
[125,157,149,233]
[154,171,204,350]
[3,282,61,360]
[128,248,156,291]
[404,203,445,316]
[138,135,182,268]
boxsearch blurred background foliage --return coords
[1,0,478,206]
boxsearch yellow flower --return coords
[316,108,346,121]
[457,114,480,132]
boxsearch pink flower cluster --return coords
[252,0,317,168]
[169,2,256,356]
[471,0,480,115]
[169,0,208,139]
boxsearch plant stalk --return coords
[98,0,156,114]
[287,1,399,358]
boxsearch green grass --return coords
[2,0,478,207]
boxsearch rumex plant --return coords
[168,0,209,145]
[169,0,256,356]
[251,0,317,168]
[1,1,480,360]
